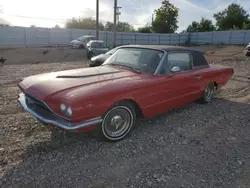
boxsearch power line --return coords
[0,12,68,22]
[0,11,146,27]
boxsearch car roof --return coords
[79,35,96,38]
[90,40,104,43]
[117,44,203,53]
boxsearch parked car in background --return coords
[18,45,234,142]
[86,40,109,59]
[90,46,120,67]
[69,35,96,49]
[244,43,250,56]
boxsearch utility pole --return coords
[113,0,117,48]
[151,13,154,26]
[96,0,99,39]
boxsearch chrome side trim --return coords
[18,93,102,131]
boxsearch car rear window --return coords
[192,51,209,67]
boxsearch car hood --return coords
[70,39,82,44]
[18,66,140,101]
[92,48,109,54]
[91,53,108,62]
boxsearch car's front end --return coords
[69,40,85,49]
[18,92,102,133]
[90,54,108,67]
[88,48,109,58]
[16,70,107,134]
[86,40,109,59]
[17,65,141,137]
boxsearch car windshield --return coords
[105,47,118,55]
[103,47,164,74]
[91,42,105,48]
[77,36,86,41]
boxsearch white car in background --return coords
[69,35,97,49]
[244,43,250,56]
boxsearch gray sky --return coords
[0,0,249,32]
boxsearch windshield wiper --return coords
[111,63,141,73]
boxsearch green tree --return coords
[65,17,104,30]
[30,24,36,28]
[54,24,60,28]
[152,0,179,33]
[199,18,215,32]
[214,3,250,30]
[137,25,152,33]
[0,18,10,26]
[104,21,135,32]
[186,18,215,32]
[186,21,200,32]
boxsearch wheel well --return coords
[213,81,218,89]
[117,99,144,118]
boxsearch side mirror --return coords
[170,66,180,73]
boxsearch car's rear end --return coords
[208,65,234,89]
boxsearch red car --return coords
[18,45,233,141]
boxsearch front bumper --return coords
[244,50,250,56]
[18,93,102,131]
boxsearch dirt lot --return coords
[0,45,250,188]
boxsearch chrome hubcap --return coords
[111,115,124,130]
[204,84,214,101]
[103,107,132,138]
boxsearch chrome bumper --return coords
[18,93,102,131]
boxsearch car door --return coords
[155,51,201,112]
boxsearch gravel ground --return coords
[1,46,87,65]
[0,45,250,188]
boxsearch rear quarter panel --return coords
[197,65,233,89]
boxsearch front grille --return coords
[23,93,71,125]
[25,94,50,112]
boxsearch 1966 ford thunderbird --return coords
[18,45,234,141]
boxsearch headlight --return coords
[60,104,67,111]
[66,107,72,116]
[60,103,72,116]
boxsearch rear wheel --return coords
[199,82,216,104]
[95,101,136,141]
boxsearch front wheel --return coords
[95,101,136,141]
[87,52,92,59]
[199,82,216,104]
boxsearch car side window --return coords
[167,52,191,72]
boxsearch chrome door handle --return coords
[195,75,201,80]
